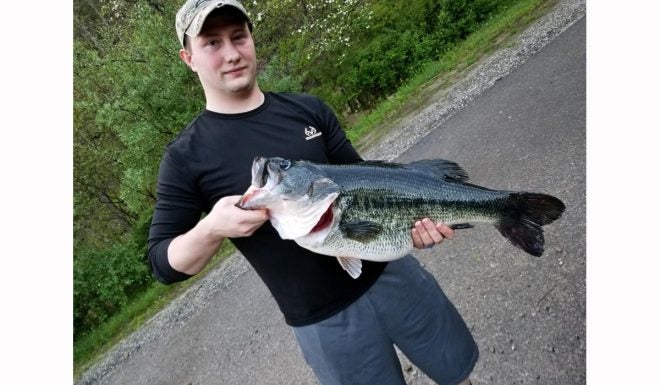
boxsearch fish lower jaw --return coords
[269,214,319,240]
[295,226,333,248]
[237,186,272,209]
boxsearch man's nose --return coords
[223,43,241,63]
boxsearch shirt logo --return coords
[304,125,322,140]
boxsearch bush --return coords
[262,0,515,114]
[73,212,154,338]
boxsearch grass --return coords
[346,0,558,147]
[74,0,558,379]
[73,241,236,380]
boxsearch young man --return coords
[148,1,479,384]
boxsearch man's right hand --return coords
[167,194,269,275]
[202,195,269,239]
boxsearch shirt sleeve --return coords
[147,147,203,284]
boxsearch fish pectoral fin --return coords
[339,220,383,243]
[336,257,362,279]
[449,223,475,230]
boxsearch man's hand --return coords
[202,194,269,239]
[167,193,269,275]
[412,218,455,249]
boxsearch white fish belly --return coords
[296,228,413,262]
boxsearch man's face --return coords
[181,12,257,97]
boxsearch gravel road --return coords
[77,1,586,384]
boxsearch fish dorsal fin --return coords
[406,159,469,181]
[337,256,362,279]
[339,220,383,242]
[356,160,403,168]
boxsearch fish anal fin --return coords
[339,220,382,243]
[337,256,362,279]
[449,223,474,230]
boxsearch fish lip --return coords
[239,157,287,209]
[236,186,270,209]
[251,157,269,188]
[235,190,253,209]
[265,160,284,185]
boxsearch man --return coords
[148,1,479,384]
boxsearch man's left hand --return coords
[412,218,455,249]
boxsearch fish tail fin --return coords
[495,192,566,257]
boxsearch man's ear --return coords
[179,48,196,72]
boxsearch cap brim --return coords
[186,1,248,40]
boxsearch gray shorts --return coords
[292,255,479,385]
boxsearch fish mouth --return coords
[309,205,334,233]
[251,157,270,188]
[236,188,259,208]
[236,185,276,209]
[237,157,279,209]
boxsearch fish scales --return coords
[237,157,565,278]
[336,176,509,225]
[324,188,508,260]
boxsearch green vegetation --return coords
[73,241,234,379]
[347,0,556,146]
[73,0,556,377]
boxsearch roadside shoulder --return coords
[362,0,585,161]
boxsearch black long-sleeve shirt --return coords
[148,92,386,326]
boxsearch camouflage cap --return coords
[176,0,251,47]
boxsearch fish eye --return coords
[279,160,291,170]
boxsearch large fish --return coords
[237,157,565,278]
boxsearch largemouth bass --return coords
[237,157,565,278]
